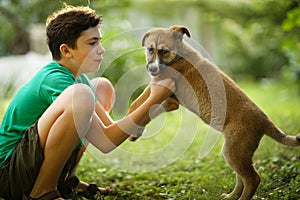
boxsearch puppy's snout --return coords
[148,64,159,73]
[147,62,160,75]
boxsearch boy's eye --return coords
[88,40,101,46]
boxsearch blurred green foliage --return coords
[0,0,300,90]
[282,2,300,93]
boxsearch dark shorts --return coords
[0,122,79,200]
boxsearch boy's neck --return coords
[57,59,80,78]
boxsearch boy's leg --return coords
[90,77,115,112]
[66,78,115,193]
[65,141,111,194]
[67,141,88,179]
[29,84,95,198]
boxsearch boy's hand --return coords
[128,127,145,142]
[161,97,179,112]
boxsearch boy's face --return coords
[69,27,104,75]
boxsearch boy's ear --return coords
[59,44,72,58]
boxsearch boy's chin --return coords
[89,64,101,73]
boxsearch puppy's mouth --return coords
[147,63,168,76]
[146,53,182,76]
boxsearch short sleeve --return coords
[76,74,95,91]
[40,71,76,105]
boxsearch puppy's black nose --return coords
[149,66,158,73]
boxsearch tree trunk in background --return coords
[0,5,30,55]
[9,30,30,55]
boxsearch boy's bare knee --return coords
[73,83,95,98]
[72,83,95,110]
[91,77,111,85]
[65,84,95,137]
[61,84,95,118]
[91,77,115,111]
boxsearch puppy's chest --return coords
[174,76,210,116]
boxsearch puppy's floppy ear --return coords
[169,25,191,38]
[142,32,150,47]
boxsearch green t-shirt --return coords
[0,61,94,166]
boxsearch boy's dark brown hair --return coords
[46,4,102,60]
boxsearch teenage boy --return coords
[0,5,176,200]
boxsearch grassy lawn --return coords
[1,80,299,199]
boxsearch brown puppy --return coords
[127,25,300,200]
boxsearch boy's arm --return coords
[126,85,179,142]
[85,78,176,153]
[94,101,113,126]
[127,85,151,115]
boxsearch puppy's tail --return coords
[265,123,300,147]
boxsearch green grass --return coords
[0,80,299,199]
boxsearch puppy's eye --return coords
[158,49,169,56]
[148,47,154,54]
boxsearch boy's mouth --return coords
[95,57,103,63]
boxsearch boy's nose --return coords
[97,45,105,55]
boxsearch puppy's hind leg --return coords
[237,163,260,200]
[222,138,261,200]
[221,174,243,200]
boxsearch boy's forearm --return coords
[103,98,160,148]
[101,79,175,149]
[129,96,163,126]
[95,101,113,126]
[88,97,158,154]
[116,98,155,134]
